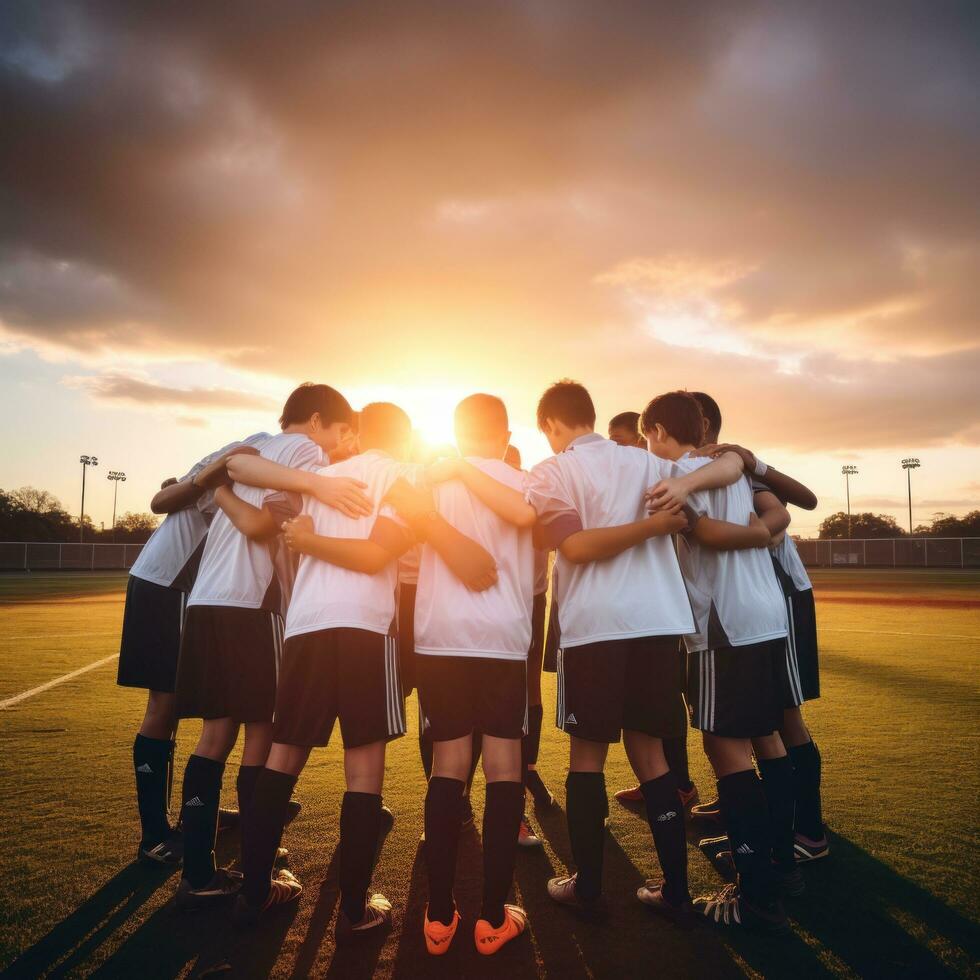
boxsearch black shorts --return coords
[528,592,547,670]
[273,628,406,749]
[556,635,686,743]
[397,583,418,697]
[785,589,819,702]
[174,605,283,723]
[117,576,186,693]
[543,598,560,673]
[686,640,785,739]
[418,655,527,741]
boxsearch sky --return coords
[0,0,978,537]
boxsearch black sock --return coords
[467,733,483,794]
[565,771,607,901]
[419,734,433,781]
[180,754,225,888]
[522,704,543,774]
[788,740,824,840]
[236,764,263,849]
[423,777,465,925]
[663,734,693,792]
[717,769,777,906]
[758,755,796,870]
[481,781,524,926]
[166,736,177,817]
[339,792,383,924]
[640,772,691,905]
[133,734,173,844]
[242,768,297,907]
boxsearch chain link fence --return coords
[0,542,145,571]
[796,537,980,568]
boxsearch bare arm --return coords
[560,511,688,565]
[754,489,791,545]
[384,479,499,590]
[697,444,818,510]
[427,459,537,528]
[282,516,393,574]
[226,454,373,518]
[213,486,279,542]
[690,513,771,551]
[645,451,745,512]
[151,479,204,515]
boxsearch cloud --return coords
[63,373,277,412]
[0,1,978,451]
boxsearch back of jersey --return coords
[189,432,322,612]
[284,451,421,639]
[415,458,535,661]
[528,436,694,647]
[676,456,787,651]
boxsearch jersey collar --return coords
[565,432,606,452]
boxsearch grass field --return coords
[1,569,978,979]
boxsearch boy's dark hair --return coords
[536,379,596,431]
[455,393,509,440]
[280,383,353,429]
[640,391,705,447]
[357,402,412,451]
[608,411,640,435]
[690,391,721,441]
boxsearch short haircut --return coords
[690,391,722,440]
[279,383,353,429]
[455,393,509,441]
[640,391,705,447]
[608,411,640,435]
[536,379,596,431]
[357,402,412,451]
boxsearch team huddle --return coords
[117,379,828,956]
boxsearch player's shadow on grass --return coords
[2,861,177,980]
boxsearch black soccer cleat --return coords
[138,833,182,867]
[174,868,243,911]
[335,893,394,945]
[636,880,696,929]
[690,797,723,822]
[794,833,830,863]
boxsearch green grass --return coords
[0,569,978,978]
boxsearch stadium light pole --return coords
[902,458,920,535]
[79,455,98,543]
[841,465,858,539]
[107,471,126,543]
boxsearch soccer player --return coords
[430,380,745,923]
[642,390,791,931]
[231,403,498,941]
[689,392,827,862]
[172,383,363,911]
[401,394,534,955]
[118,433,268,865]
[607,411,644,448]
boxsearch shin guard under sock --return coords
[133,734,173,844]
[180,754,225,888]
[788,740,824,840]
[758,755,796,869]
[481,781,523,926]
[424,777,465,925]
[717,769,777,907]
[339,792,383,924]
[640,771,691,905]
[565,771,607,901]
[242,768,297,907]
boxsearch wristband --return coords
[753,457,768,478]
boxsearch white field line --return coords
[820,627,980,642]
[1,631,118,642]
[0,654,119,710]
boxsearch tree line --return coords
[817,510,980,539]
[0,487,159,543]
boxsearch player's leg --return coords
[752,731,802,895]
[133,690,178,857]
[523,592,553,810]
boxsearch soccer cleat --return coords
[794,833,830,863]
[614,785,644,804]
[423,905,460,956]
[636,880,696,928]
[231,869,303,928]
[335,893,393,945]
[547,873,605,919]
[690,797,722,822]
[518,814,543,848]
[525,769,556,809]
[695,882,790,934]
[174,868,243,911]
[139,833,182,866]
[776,865,806,898]
[474,904,528,955]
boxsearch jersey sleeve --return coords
[370,512,416,558]
[525,458,583,549]
[261,439,324,516]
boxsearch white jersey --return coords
[188,433,323,613]
[524,434,695,647]
[130,432,271,591]
[284,451,421,640]
[415,458,535,661]
[676,457,788,652]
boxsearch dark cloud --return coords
[1,0,978,446]
[65,373,276,412]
